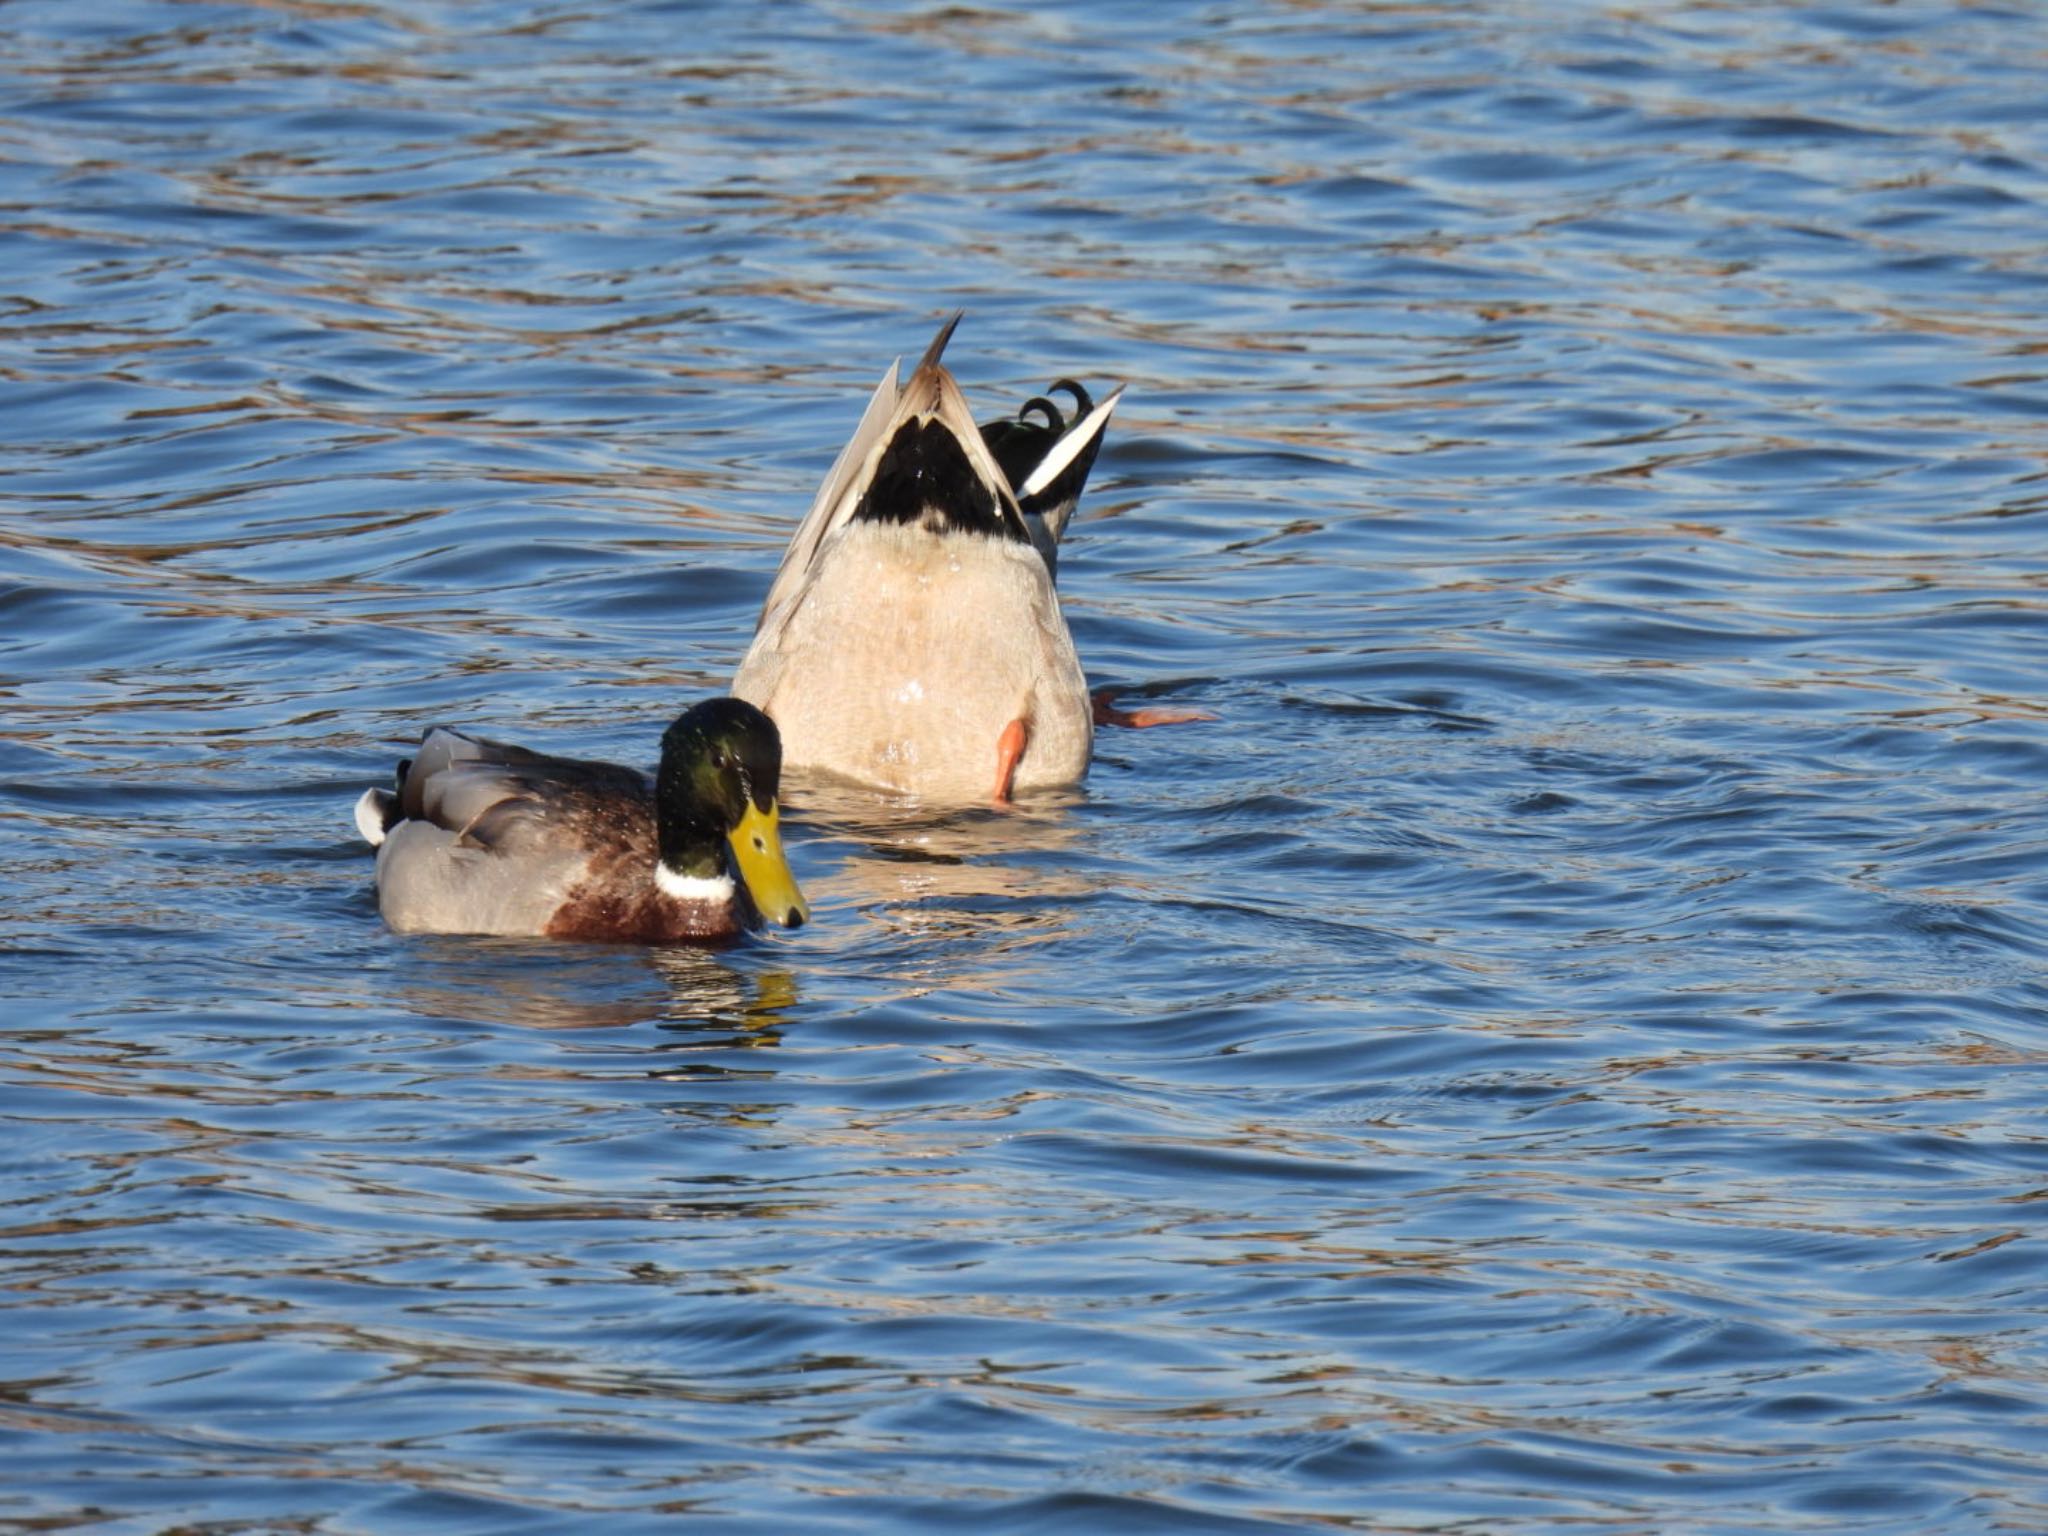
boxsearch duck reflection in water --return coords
[651,949,797,1052]
[385,940,799,1042]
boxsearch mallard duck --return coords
[352,697,808,943]
[732,315,1130,803]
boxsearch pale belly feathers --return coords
[733,523,1091,800]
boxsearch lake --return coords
[4,2,2047,1531]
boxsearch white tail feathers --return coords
[1019,384,1123,502]
[354,788,395,847]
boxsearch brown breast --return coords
[544,859,745,946]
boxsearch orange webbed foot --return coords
[993,717,1029,804]
[1091,688,1216,730]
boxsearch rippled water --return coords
[6,2,2048,1530]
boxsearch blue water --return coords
[5,2,2048,1530]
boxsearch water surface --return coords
[4,2,2048,1531]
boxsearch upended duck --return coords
[353,698,808,943]
[733,315,1203,803]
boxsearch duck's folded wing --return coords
[357,726,515,848]
[754,355,904,628]
[401,729,647,852]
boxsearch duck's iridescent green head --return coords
[655,698,808,929]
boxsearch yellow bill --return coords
[727,799,809,929]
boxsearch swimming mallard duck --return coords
[732,315,1131,803]
[353,697,808,943]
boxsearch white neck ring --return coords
[656,864,735,901]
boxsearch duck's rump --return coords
[733,522,1091,799]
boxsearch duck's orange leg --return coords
[1091,687,1216,729]
[993,716,1030,804]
